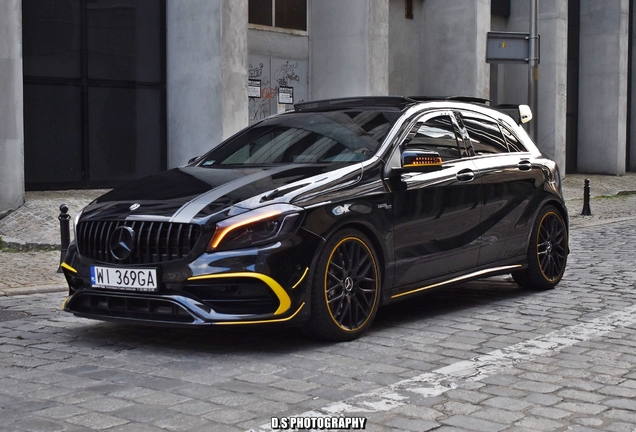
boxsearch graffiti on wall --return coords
[248,56,307,124]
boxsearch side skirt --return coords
[383,260,526,304]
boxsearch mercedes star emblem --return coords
[109,226,136,261]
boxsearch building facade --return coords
[1,0,635,214]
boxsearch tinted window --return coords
[463,116,508,155]
[501,125,528,152]
[200,110,398,166]
[405,116,461,161]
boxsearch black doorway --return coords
[565,0,579,174]
[22,0,166,190]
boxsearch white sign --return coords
[278,86,294,104]
[248,79,261,98]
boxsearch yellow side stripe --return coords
[391,265,523,299]
[187,272,291,315]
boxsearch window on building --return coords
[249,0,307,32]
[405,0,414,19]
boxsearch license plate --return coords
[90,266,158,292]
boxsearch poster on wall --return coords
[278,86,293,104]
[248,79,261,98]
[248,55,272,124]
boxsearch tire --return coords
[305,228,381,341]
[512,205,568,290]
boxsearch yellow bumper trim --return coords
[60,262,77,273]
[187,272,291,315]
[291,267,309,289]
[214,302,305,325]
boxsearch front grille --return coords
[77,220,201,264]
[68,293,195,323]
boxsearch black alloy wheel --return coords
[305,228,380,341]
[513,205,568,290]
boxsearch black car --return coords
[61,96,568,341]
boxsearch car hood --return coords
[79,164,362,223]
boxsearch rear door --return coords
[391,111,482,288]
[459,111,544,265]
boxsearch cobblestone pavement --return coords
[0,219,635,431]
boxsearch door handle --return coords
[456,169,475,182]
[518,160,532,171]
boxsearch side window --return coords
[463,116,508,155]
[404,115,461,161]
[501,125,528,152]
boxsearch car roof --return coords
[293,96,527,125]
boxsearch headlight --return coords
[207,204,304,252]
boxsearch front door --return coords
[391,112,482,288]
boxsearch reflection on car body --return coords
[62,96,569,340]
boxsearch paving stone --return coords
[556,388,606,403]
[383,417,440,431]
[528,406,572,420]
[65,412,129,429]
[522,393,563,406]
[441,415,507,432]
[556,402,608,415]
[471,407,525,424]
[599,385,636,398]
[514,416,565,431]
[603,398,636,411]
[512,380,562,394]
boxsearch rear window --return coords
[463,116,508,155]
[199,110,399,166]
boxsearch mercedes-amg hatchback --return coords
[62,96,569,340]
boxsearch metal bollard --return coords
[58,204,71,273]
[581,179,592,216]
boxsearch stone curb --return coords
[1,236,60,251]
[0,284,67,297]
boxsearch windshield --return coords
[198,110,399,166]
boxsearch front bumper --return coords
[61,231,321,326]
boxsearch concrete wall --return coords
[501,0,568,173]
[578,0,629,175]
[419,0,490,99]
[388,0,421,96]
[248,29,308,60]
[309,0,389,99]
[0,0,25,215]
[167,0,248,167]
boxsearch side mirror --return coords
[519,105,533,124]
[401,149,443,172]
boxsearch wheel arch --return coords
[319,219,390,294]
